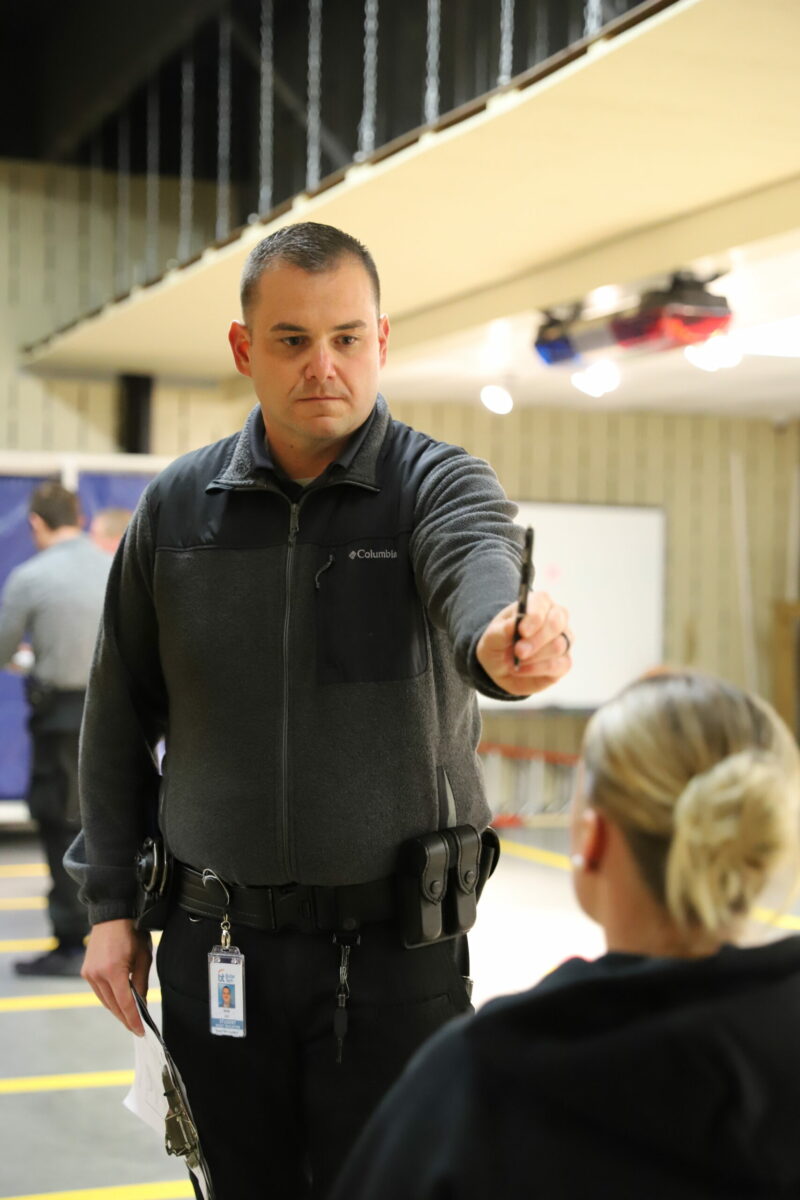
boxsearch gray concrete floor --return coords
[0,831,189,1199]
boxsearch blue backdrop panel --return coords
[0,470,156,802]
[0,475,51,800]
[77,472,155,522]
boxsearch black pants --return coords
[157,907,473,1199]
[27,728,88,946]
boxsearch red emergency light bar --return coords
[610,275,732,349]
[611,305,732,348]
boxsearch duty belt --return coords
[175,863,396,935]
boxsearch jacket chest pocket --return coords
[315,537,428,684]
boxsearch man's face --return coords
[222,987,231,1007]
[228,257,389,471]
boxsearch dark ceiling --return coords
[0,0,613,172]
[0,0,225,161]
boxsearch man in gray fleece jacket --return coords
[69,222,572,1198]
[0,483,110,976]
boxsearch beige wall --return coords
[388,401,800,753]
[0,158,218,453]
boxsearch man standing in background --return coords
[0,482,110,976]
[89,507,132,556]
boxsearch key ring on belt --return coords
[202,868,232,949]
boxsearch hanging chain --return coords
[498,0,515,86]
[77,143,91,311]
[217,11,232,242]
[584,0,604,37]
[306,0,323,191]
[115,111,131,295]
[42,164,56,316]
[178,48,195,263]
[146,78,160,281]
[357,0,379,160]
[88,134,102,309]
[424,0,441,125]
[7,165,20,307]
[258,0,274,215]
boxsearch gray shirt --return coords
[0,535,111,690]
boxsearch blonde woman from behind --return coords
[332,670,800,1200]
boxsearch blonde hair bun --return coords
[667,749,795,933]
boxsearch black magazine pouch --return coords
[396,826,502,949]
[477,826,501,898]
[442,824,482,937]
[397,831,449,948]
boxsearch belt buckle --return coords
[271,884,317,934]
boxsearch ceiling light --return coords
[684,334,743,372]
[582,284,626,319]
[570,360,620,398]
[479,320,514,373]
[480,385,514,414]
[737,316,800,358]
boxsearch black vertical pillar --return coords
[118,374,153,453]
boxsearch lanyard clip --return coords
[202,868,232,948]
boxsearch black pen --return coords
[513,527,535,668]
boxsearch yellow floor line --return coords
[0,896,46,911]
[0,1069,134,1094]
[0,1182,194,1200]
[0,933,160,955]
[753,906,800,932]
[0,989,161,1013]
[499,837,571,871]
[0,863,47,879]
[498,838,800,931]
[0,937,56,954]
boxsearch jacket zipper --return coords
[281,499,301,879]
[224,475,379,880]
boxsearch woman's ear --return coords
[577,807,607,872]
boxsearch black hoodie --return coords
[331,936,800,1199]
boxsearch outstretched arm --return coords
[411,444,572,700]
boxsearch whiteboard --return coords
[480,502,666,712]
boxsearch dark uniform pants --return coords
[27,728,88,946]
[157,907,473,1199]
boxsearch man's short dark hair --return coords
[29,482,80,530]
[240,222,381,322]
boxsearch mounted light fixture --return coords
[533,306,582,365]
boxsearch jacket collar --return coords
[208,395,391,493]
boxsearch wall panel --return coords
[0,158,218,455]
[390,399,800,755]
[151,383,240,457]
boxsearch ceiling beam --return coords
[388,174,800,356]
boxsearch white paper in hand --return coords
[123,986,213,1199]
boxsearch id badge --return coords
[208,945,246,1038]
